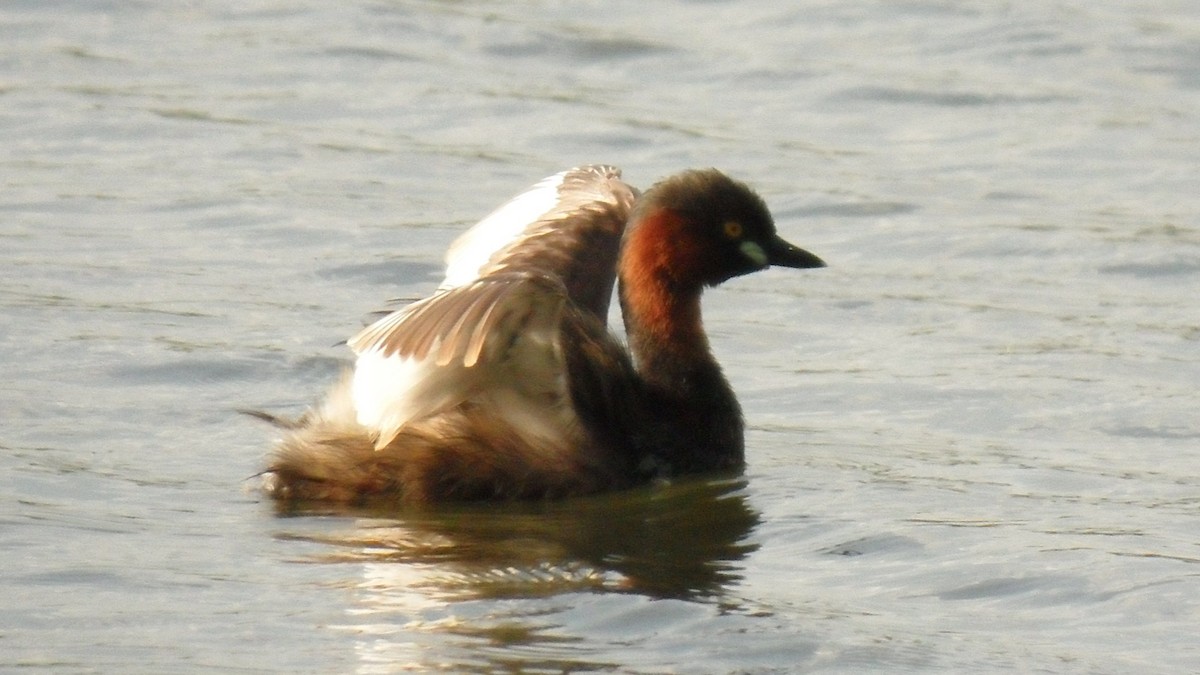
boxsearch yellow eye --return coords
[723,221,743,239]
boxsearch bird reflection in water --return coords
[272,476,760,670]
[274,475,759,601]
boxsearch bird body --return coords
[260,165,823,504]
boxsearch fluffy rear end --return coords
[261,378,622,505]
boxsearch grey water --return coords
[3,1,1198,672]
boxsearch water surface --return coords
[3,1,1198,672]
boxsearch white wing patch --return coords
[349,277,571,450]
[345,165,631,451]
[440,170,569,289]
[351,349,476,449]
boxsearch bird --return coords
[256,165,824,505]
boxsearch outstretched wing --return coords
[350,274,569,449]
[349,165,637,448]
[350,274,565,368]
[440,164,637,319]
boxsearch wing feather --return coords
[441,164,636,319]
[349,275,569,448]
[347,164,635,447]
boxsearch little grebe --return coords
[259,165,824,504]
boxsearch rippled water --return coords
[3,1,1198,672]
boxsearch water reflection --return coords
[275,476,759,601]
[273,477,759,671]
